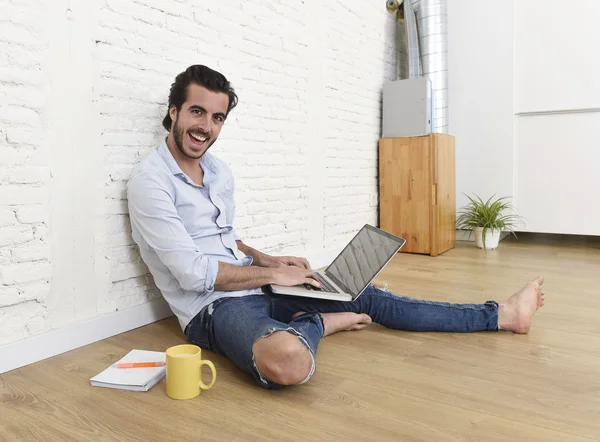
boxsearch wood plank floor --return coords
[2,234,600,441]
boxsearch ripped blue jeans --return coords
[184,284,499,389]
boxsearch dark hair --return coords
[162,65,239,131]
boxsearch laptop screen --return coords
[325,225,406,298]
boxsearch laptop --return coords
[269,224,406,301]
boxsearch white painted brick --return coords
[105,199,129,215]
[7,166,51,184]
[97,8,139,32]
[0,48,7,67]
[5,128,41,147]
[97,98,144,117]
[99,115,135,132]
[104,150,139,166]
[108,230,135,247]
[251,212,293,226]
[0,208,17,226]
[105,0,165,26]
[326,185,372,198]
[0,21,40,47]
[111,261,148,282]
[245,178,286,191]
[2,84,44,109]
[0,105,42,128]
[32,224,47,241]
[0,66,43,87]
[0,225,34,247]
[12,240,48,263]
[0,301,47,346]
[0,185,47,205]
[15,205,47,224]
[165,15,200,38]
[108,245,139,263]
[135,21,195,49]
[21,281,50,303]
[0,145,47,167]
[0,261,50,285]
[0,285,20,308]
[327,194,370,207]
[107,165,134,182]
[95,43,139,70]
[23,310,49,336]
[261,231,304,250]
[3,43,42,69]
[101,131,159,147]
[244,223,285,240]
[105,182,127,200]
[0,248,11,266]
[106,216,131,234]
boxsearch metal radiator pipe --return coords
[413,0,448,133]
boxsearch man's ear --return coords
[169,105,178,125]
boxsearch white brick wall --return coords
[0,0,51,343]
[0,0,397,346]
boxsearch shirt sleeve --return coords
[127,170,219,294]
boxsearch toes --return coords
[360,314,372,324]
[534,276,544,286]
[351,323,369,330]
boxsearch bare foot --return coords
[292,311,372,337]
[498,276,545,334]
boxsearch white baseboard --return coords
[0,297,173,375]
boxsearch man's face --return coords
[169,84,229,160]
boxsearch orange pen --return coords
[114,361,166,369]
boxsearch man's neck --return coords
[166,134,204,186]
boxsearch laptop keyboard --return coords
[304,274,338,293]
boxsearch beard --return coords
[172,115,217,160]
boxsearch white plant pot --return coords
[474,227,501,250]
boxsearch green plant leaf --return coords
[455,194,524,251]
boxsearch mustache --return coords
[189,128,210,139]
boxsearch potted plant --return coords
[456,194,523,250]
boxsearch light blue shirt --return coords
[127,139,263,331]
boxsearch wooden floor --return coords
[2,234,600,441]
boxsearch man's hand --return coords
[272,266,321,288]
[269,255,311,269]
[236,241,311,270]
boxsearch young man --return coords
[127,65,546,389]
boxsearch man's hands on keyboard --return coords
[269,255,311,269]
[272,266,321,289]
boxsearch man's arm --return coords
[214,261,320,291]
[236,240,310,269]
[127,172,320,293]
[128,172,221,293]
[235,241,277,268]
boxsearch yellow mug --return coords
[165,344,216,400]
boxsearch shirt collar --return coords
[158,138,185,176]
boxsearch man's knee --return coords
[252,330,314,386]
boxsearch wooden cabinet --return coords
[379,134,456,256]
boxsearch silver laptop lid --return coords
[325,225,406,299]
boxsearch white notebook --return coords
[90,349,166,392]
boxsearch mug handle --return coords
[198,359,216,390]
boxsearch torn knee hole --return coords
[252,328,316,386]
